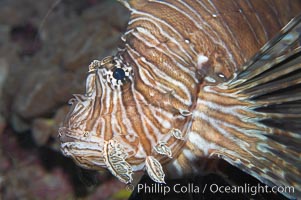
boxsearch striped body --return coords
[122,0,301,79]
[59,0,301,197]
[118,0,301,172]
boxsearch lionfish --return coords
[58,0,301,198]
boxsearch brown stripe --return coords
[121,82,152,154]
[123,47,191,111]
[125,35,196,99]
[128,18,192,66]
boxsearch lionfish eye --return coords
[98,56,133,87]
[113,68,126,80]
[109,66,131,87]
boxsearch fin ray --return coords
[224,15,301,198]
[185,14,301,198]
[230,15,301,87]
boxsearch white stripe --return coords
[245,0,268,40]
[118,89,138,137]
[180,0,237,67]
[128,17,195,63]
[128,9,211,71]
[195,0,215,14]
[125,25,197,80]
[193,110,259,157]
[170,160,184,176]
[125,44,168,94]
[130,83,157,147]
[125,41,193,106]
[188,131,221,156]
[182,149,197,162]
[135,25,193,66]
[111,89,122,135]
[196,98,245,118]
[207,0,245,60]
[133,89,173,141]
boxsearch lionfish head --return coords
[58,51,193,184]
[58,56,139,176]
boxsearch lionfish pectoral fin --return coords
[112,134,140,157]
[103,140,133,184]
[182,15,301,198]
[145,156,166,183]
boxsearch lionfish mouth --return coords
[58,127,94,143]
[58,126,138,183]
[58,127,108,149]
[58,127,108,169]
[58,127,78,143]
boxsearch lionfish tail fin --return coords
[186,15,301,198]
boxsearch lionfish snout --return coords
[58,127,108,170]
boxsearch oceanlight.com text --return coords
[136,183,295,196]
[208,183,294,196]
